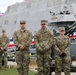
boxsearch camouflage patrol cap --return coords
[2,29,6,32]
[41,20,48,25]
[20,20,26,24]
[59,27,65,31]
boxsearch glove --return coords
[60,53,66,57]
[3,48,6,51]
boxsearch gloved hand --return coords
[60,52,66,57]
[3,48,6,51]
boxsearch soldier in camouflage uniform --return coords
[34,20,53,75]
[54,27,71,75]
[0,29,9,69]
[13,20,32,75]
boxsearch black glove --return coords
[60,53,66,57]
[4,48,6,51]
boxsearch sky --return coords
[0,0,23,13]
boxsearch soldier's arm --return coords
[45,32,54,50]
[4,37,10,49]
[34,33,42,50]
[49,32,54,47]
[64,37,71,52]
[13,32,19,47]
[0,37,2,48]
[24,32,32,47]
[54,38,61,55]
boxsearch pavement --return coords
[51,72,76,75]
[7,61,17,66]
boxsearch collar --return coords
[2,35,6,38]
[20,29,26,32]
[40,28,47,33]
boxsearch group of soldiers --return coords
[0,20,71,75]
[34,20,71,75]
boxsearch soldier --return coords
[0,29,9,69]
[34,20,53,75]
[13,20,32,75]
[54,27,71,75]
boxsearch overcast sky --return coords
[0,0,23,13]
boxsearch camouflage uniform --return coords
[13,24,32,75]
[0,31,9,69]
[54,27,71,75]
[34,20,53,75]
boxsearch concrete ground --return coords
[51,72,76,75]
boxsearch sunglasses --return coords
[41,24,46,25]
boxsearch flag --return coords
[8,38,15,48]
[31,37,34,45]
[69,31,76,38]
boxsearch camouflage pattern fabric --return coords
[0,53,2,69]
[13,29,32,75]
[54,36,71,75]
[0,35,9,69]
[34,28,53,75]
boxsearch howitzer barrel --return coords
[65,21,76,35]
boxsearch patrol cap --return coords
[2,29,6,32]
[59,27,65,31]
[20,20,26,24]
[41,20,48,25]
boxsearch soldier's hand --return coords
[0,47,4,53]
[60,52,66,57]
[1,47,4,50]
[44,46,51,51]
[19,45,25,50]
[38,47,44,53]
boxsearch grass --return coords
[0,68,36,75]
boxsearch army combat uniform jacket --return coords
[54,35,71,56]
[0,35,9,52]
[34,28,53,53]
[13,29,32,51]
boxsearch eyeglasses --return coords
[20,23,25,24]
[60,30,65,32]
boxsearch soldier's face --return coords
[20,23,26,29]
[2,32,6,35]
[41,24,47,29]
[60,30,65,35]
